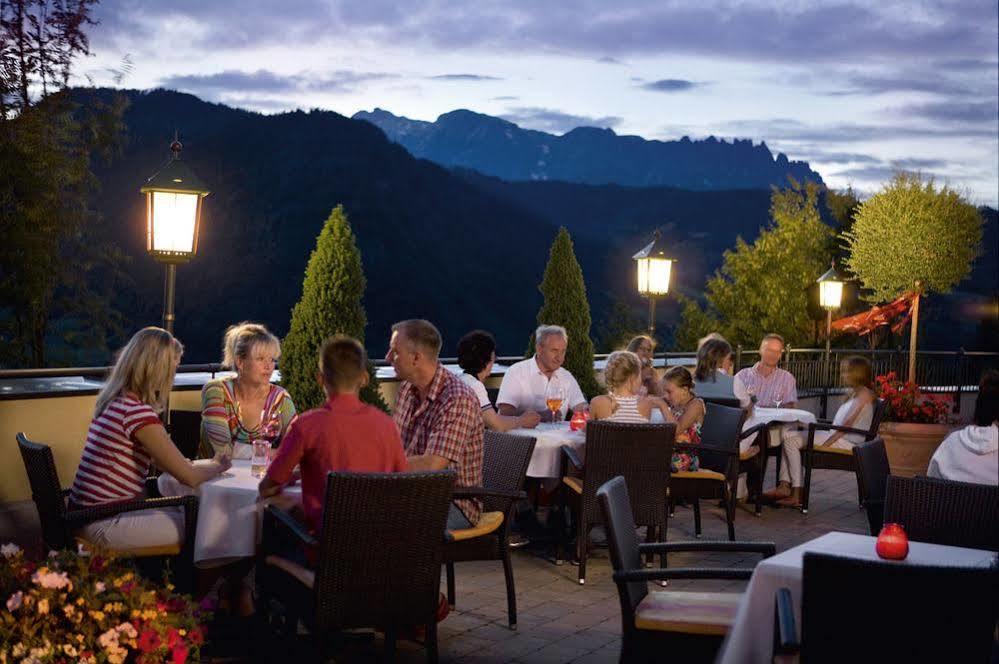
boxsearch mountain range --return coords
[353,108,823,190]
[65,90,997,365]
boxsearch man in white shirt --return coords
[497,325,587,422]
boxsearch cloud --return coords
[429,73,502,81]
[824,71,976,97]
[897,100,999,124]
[597,56,625,65]
[94,1,999,64]
[491,95,519,100]
[715,117,996,144]
[158,68,396,98]
[641,78,698,92]
[889,157,948,170]
[499,106,622,133]
[805,151,882,165]
[832,165,939,182]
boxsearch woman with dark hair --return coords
[457,330,540,432]
[692,337,737,400]
[928,370,998,485]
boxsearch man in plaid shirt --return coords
[388,319,484,529]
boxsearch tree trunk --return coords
[907,283,922,384]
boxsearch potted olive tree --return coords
[845,173,982,474]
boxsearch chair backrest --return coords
[582,420,674,527]
[700,395,742,409]
[698,402,748,473]
[853,437,889,534]
[868,398,887,435]
[312,470,455,632]
[801,552,998,663]
[481,431,536,514]
[884,475,999,551]
[597,476,648,616]
[167,410,203,460]
[16,433,69,550]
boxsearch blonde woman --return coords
[767,356,875,507]
[590,351,670,423]
[69,328,230,550]
[201,322,296,459]
[626,334,662,397]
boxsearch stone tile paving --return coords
[255,466,869,663]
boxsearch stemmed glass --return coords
[772,388,784,410]
[544,379,565,430]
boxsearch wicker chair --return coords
[852,437,889,534]
[559,420,674,584]
[598,476,775,663]
[774,552,999,663]
[16,433,199,593]
[444,431,536,629]
[257,470,455,663]
[167,410,203,460]
[799,398,886,514]
[884,475,999,551]
[669,403,755,540]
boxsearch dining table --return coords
[157,458,301,565]
[715,531,998,664]
[508,421,586,479]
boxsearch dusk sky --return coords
[87,1,998,205]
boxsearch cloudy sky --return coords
[86,0,998,205]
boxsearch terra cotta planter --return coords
[878,422,956,477]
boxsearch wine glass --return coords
[544,379,565,430]
[772,388,784,410]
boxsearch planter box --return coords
[878,422,956,477]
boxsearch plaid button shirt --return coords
[394,364,484,524]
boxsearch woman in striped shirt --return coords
[590,351,671,423]
[200,322,296,459]
[70,328,230,551]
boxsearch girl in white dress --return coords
[771,356,875,507]
[590,351,670,423]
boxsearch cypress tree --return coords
[531,227,601,399]
[281,205,387,411]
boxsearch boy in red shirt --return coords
[259,335,407,533]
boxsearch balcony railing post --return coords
[955,348,965,414]
[735,344,743,371]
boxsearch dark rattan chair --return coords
[774,552,999,663]
[167,410,203,460]
[559,420,674,584]
[884,474,999,551]
[700,396,742,409]
[800,398,886,514]
[258,470,455,663]
[669,403,754,540]
[598,476,775,663]
[853,437,889,534]
[444,431,536,629]
[16,433,199,593]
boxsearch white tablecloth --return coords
[716,531,997,664]
[509,422,585,479]
[157,459,301,564]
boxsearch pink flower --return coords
[171,644,189,664]
[32,568,71,590]
[6,590,23,611]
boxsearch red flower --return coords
[171,644,189,664]
[121,581,135,594]
[167,597,187,612]
[167,628,182,650]
[138,629,162,653]
[189,627,205,646]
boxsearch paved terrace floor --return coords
[202,465,869,663]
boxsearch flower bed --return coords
[1,544,209,664]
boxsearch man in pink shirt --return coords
[259,335,407,533]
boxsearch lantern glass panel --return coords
[647,257,672,295]
[150,191,198,254]
[819,279,843,309]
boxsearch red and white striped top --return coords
[69,395,162,506]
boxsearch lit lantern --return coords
[817,263,844,310]
[140,138,210,334]
[875,523,910,560]
[141,139,210,264]
[633,229,676,334]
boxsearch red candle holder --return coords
[876,523,910,560]
[569,410,588,432]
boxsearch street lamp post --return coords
[633,229,675,336]
[817,261,844,382]
[140,138,210,335]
